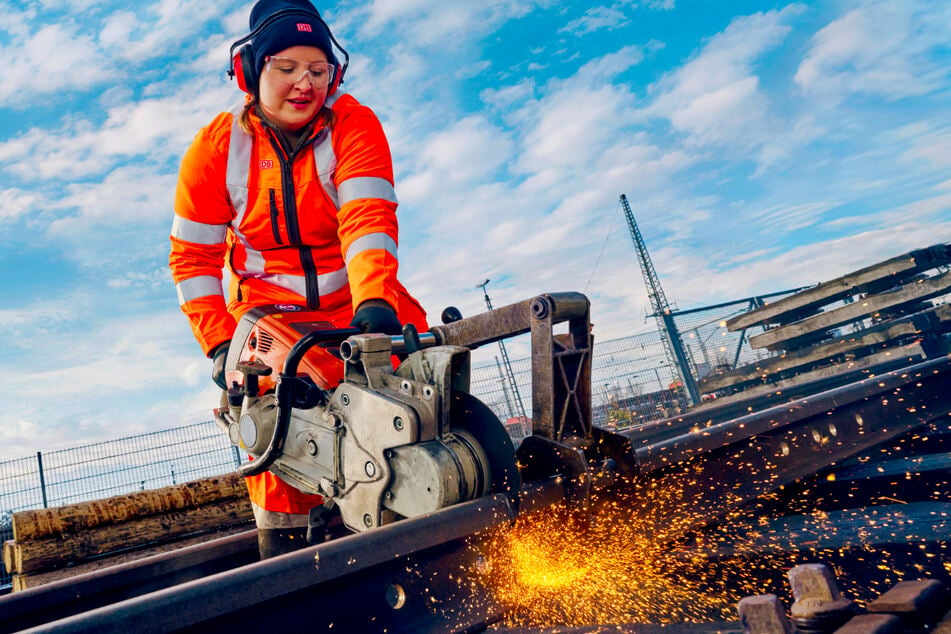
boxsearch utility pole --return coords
[477,279,528,422]
[619,194,701,405]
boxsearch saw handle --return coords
[283,328,361,376]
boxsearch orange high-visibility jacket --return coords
[170,92,427,514]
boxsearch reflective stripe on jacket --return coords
[170,92,403,355]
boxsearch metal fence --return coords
[469,329,690,434]
[467,291,804,434]
[0,299,774,587]
[0,423,243,587]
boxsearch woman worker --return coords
[169,0,427,558]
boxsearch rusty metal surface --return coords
[429,292,594,443]
[0,531,259,634]
[12,495,518,634]
[528,294,592,441]
[429,292,589,350]
[616,355,951,537]
[430,297,536,349]
[623,356,951,454]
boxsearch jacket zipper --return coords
[268,190,284,245]
[265,128,320,309]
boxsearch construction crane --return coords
[619,194,700,404]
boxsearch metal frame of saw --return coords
[429,291,594,443]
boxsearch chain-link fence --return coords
[0,299,784,588]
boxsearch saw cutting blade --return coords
[450,390,523,502]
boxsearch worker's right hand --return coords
[211,341,231,390]
[350,301,402,335]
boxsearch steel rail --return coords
[622,356,951,449]
[12,495,518,633]
[613,355,951,536]
[0,531,258,633]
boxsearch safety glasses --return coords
[264,56,335,89]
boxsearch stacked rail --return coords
[698,244,951,409]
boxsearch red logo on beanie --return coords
[297,23,312,32]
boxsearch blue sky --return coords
[2,0,949,458]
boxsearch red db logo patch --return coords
[296,23,312,32]
[260,160,274,169]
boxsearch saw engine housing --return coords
[214,306,511,533]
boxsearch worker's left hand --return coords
[350,301,402,335]
[211,341,231,390]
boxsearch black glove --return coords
[211,341,230,390]
[349,303,402,335]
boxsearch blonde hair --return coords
[237,95,336,136]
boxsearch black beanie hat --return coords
[249,0,337,74]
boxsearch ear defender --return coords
[230,43,258,95]
[327,61,344,96]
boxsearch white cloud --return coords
[0,417,44,459]
[0,187,41,222]
[518,84,630,173]
[7,297,197,398]
[0,0,242,108]
[1,81,232,181]
[395,39,696,328]
[52,164,176,223]
[413,116,515,186]
[510,46,645,175]
[614,0,676,9]
[480,80,536,121]
[0,22,109,107]
[99,0,239,60]
[795,1,951,105]
[0,288,219,457]
[667,223,951,308]
[0,6,35,37]
[99,10,138,49]
[0,301,74,334]
[747,199,842,232]
[578,44,645,83]
[560,7,629,35]
[645,5,804,151]
[901,126,951,169]
[829,189,951,229]
[356,0,541,46]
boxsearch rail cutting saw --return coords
[213,293,620,535]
